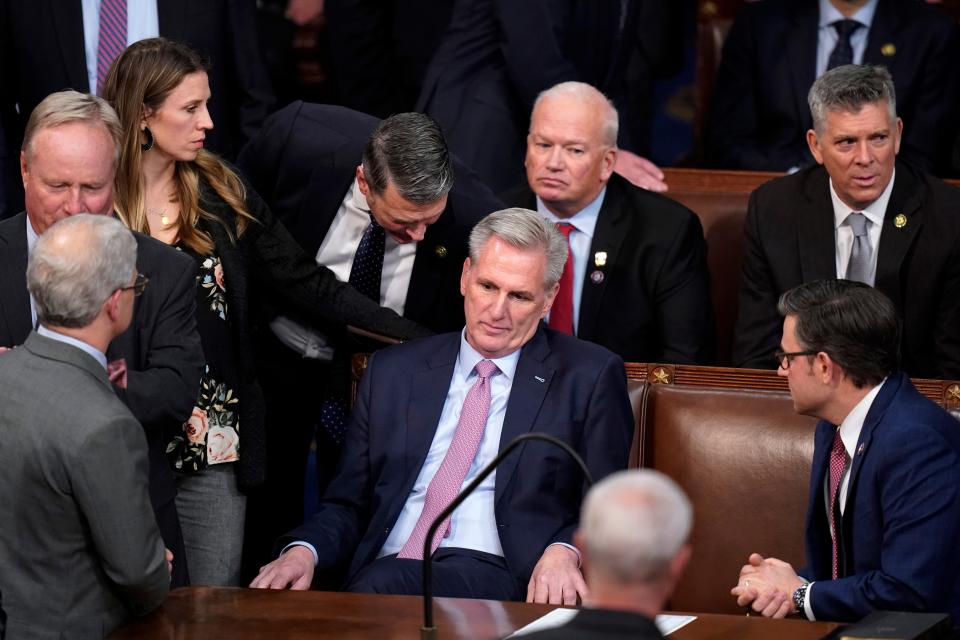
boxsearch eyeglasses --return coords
[119,273,149,297]
[773,349,817,369]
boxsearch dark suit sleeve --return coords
[224,0,275,148]
[810,425,960,620]
[72,412,169,615]
[236,101,298,210]
[653,211,715,364]
[731,190,781,369]
[243,186,432,340]
[114,254,204,425]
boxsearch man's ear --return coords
[806,129,824,165]
[20,150,28,188]
[459,257,472,296]
[541,282,560,318]
[356,165,370,197]
[104,289,124,322]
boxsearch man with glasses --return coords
[731,279,960,623]
[0,90,203,586]
[0,215,170,638]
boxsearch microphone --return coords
[418,432,594,639]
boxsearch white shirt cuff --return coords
[282,541,319,566]
[548,542,582,568]
[803,581,816,621]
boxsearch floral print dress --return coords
[167,251,242,472]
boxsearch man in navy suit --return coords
[731,280,960,622]
[250,207,634,603]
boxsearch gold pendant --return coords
[160,214,170,226]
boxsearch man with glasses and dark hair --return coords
[731,279,960,624]
[0,214,170,638]
[0,90,203,586]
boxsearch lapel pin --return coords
[894,213,907,229]
[593,251,607,268]
[534,375,545,383]
[434,245,448,258]
[856,442,866,456]
[590,270,605,284]
[881,43,896,57]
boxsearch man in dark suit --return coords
[707,0,960,175]
[732,280,960,622]
[732,65,960,379]
[0,214,170,638]
[250,207,634,603]
[0,0,275,218]
[505,82,714,364]
[0,91,203,586]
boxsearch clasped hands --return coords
[731,553,805,618]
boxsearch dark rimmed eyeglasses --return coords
[773,349,817,369]
[119,273,149,297]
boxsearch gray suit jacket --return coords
[0,332,168,638]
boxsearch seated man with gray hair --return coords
[520,469,693,640]
[251,207,634,604]
[733,64,960,378]
[0,215,170,638]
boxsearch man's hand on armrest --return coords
[526,543,586,605]
[249,545,315,590]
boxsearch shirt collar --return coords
[830,169,895,230]
[535,186,606,239]
[837,377,886,456]
[25,214,39,254]
[457,329,520,383]
[819,0,877,28]
[350,176,372,214]
[37,325,108,370]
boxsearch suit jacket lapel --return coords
[53,0,89,90]
[798,168,839,281]
[785,1,819,130]
[406,211,456,317]
[874,166,922,309]
[579,177,627,341]
[0,214,34,344]
[495,328,555,505]
[862,0,900,65]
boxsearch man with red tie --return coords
[250,207,634,604]
[503,81,714,364]
[731,280,960,623]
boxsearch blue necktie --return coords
[827,20,862,70]
[348,216,386,302]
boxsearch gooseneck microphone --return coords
[418,432,594,639]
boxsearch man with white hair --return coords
[504,81,714,364]
[521,469,693,639]
[0,215,170,638]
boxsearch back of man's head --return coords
[361,112,453,204]
[28,215,136,329]
[22,90,122,163]
[579,470,692,591]
[777,279,900,388]
[808,65,897,134]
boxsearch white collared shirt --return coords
[36,325,108,370]
[536,188,606,334]
[816,0,878,78]
[830,170,894,286]
[26,215,40,329]
[81,0,160,96]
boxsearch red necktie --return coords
[396,360,499,559]
[828,429,849,579]
[96,0,127,95]
[548,223,575,335]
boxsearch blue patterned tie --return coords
[827,20,861,70]
[96,0,127,95]
[348,216,386,302]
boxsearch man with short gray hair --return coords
[251,207,633,605]
[520,469,693,639]
[733,64,960,378]
[0,215,170,638]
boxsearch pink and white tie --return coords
[96,0,127,95]
[828,428,849,579]
[396,360,499,560]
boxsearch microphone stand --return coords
[419,432,595,639]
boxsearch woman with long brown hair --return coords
[102,37,425,586]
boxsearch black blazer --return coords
[0,0,275,216]
[706,0,960,175]
[732,162,960,378]
[0,212,204,510]
[238,101,503,334]
[505,174,715,364]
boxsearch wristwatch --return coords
[792,583,810,615]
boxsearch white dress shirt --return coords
[536,188,605,334]
[26,215,39,328]
[815,0,878,78]
[36,325,108,370]
[829,170,894,286]
[81,0,160,96]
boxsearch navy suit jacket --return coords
[505,174,714,364]
[280,327,634,595]
[706,0,960,175]
[800,373,960,622]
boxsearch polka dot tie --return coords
[349,216,386,302]
[829,428,849,579]
[827,19,861,70]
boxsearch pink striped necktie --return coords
[828,428,849,579]
[96,0,127,95]
[396,359,500,560]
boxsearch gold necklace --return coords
[147,207,173,228]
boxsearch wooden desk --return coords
[109,588,842,639]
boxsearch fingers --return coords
[249,549,314,590]
[748,553,766,566]
[758,590,788,617]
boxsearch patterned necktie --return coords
[348,216,386,302]
[828,428,849,579]
[396,360,499,560]
[548,223,575,335]
[96,0,127,95]
[845,212,873,284]
[827,19,862,70]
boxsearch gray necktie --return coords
[846,212,873,284]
